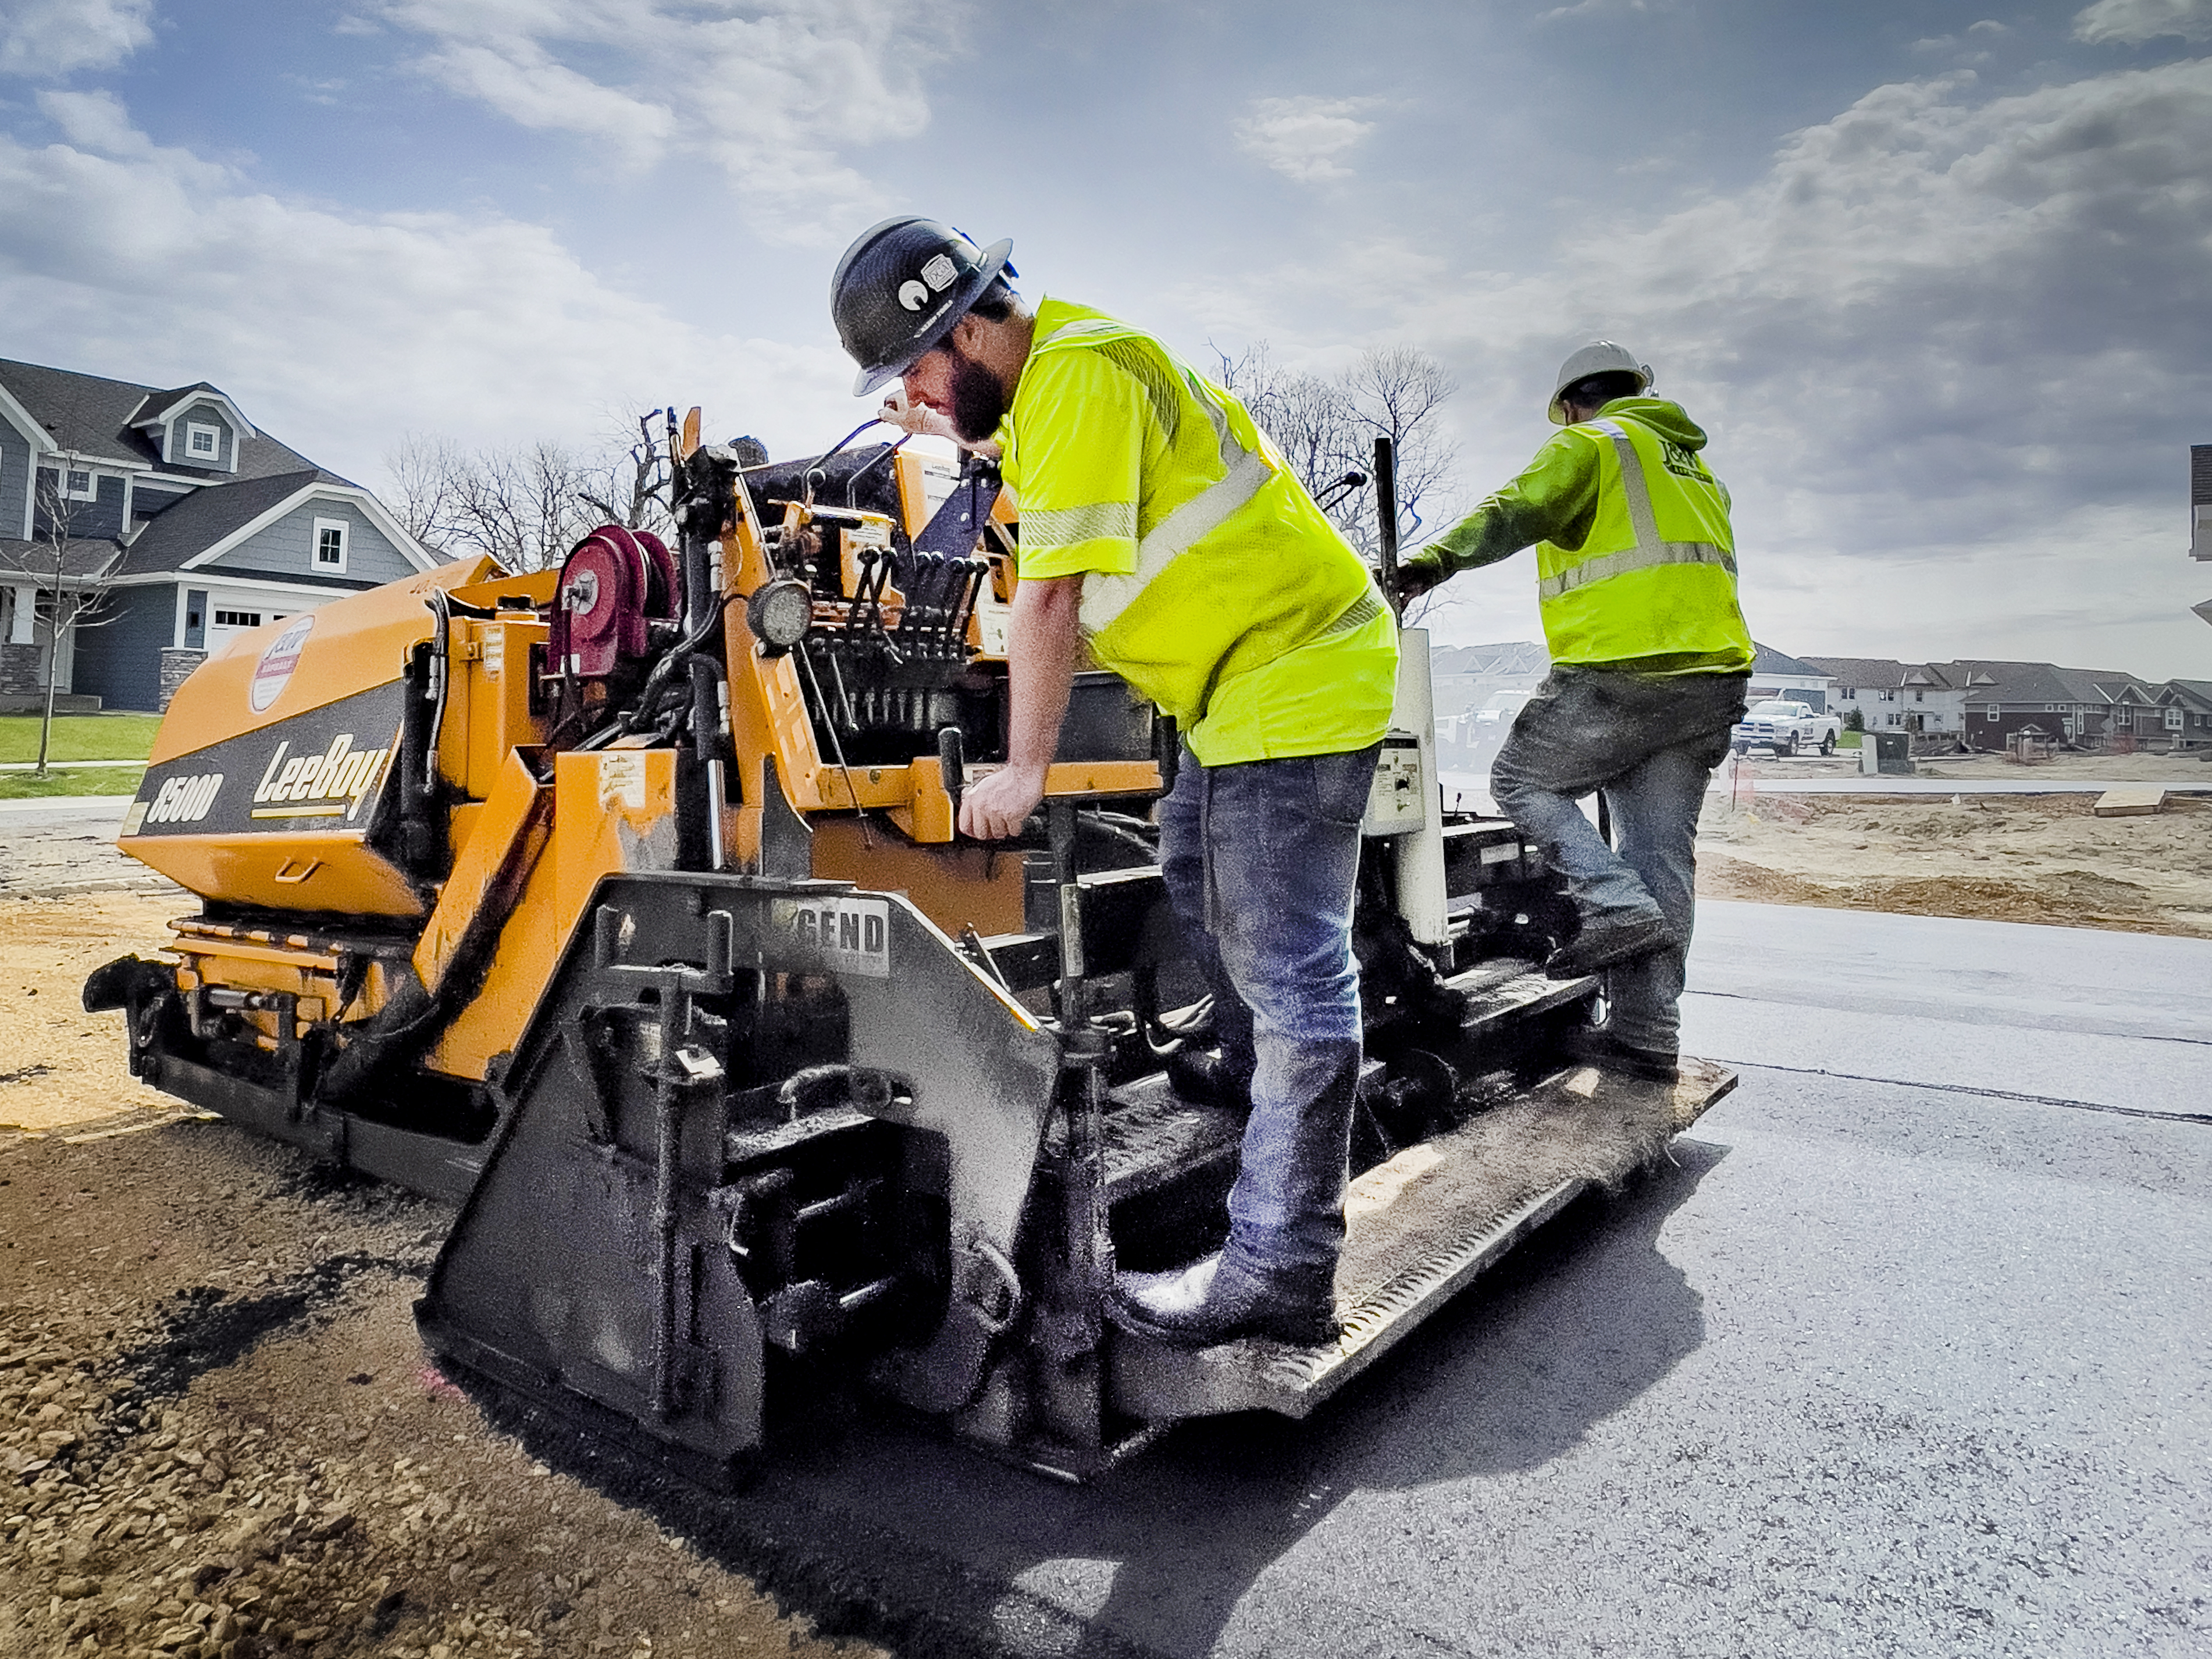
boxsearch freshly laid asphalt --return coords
[552,900,2209,1658]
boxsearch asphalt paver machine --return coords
[87,419,1733,1480]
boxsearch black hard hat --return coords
[831,216,1014,397]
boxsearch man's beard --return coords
[945,345,1008,444]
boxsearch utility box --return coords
[1859,731,1914,775]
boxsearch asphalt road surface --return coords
[537,900,2204,1658]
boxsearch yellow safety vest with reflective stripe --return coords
[1537,414,1752,670]
[1000,298,1398,766]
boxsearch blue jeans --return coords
[1489,668,1747,1052]
[1158,743,1379,1280]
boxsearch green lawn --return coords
[1837,730,1864,749]
[0,766,145,799]
[0,714,162,763]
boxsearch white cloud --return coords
[0,0,153,78]
[369,0,956,243]
[1214,60,2212,676]
[0,104,860,492]
[36,87,157,158]
[1233,95,1376,184]
[1477,61,2212,673]
[2073,0,2212,44]
[1538,0,1657,20]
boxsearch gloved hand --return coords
[1394,555,1448,603]
[878,387,957,442]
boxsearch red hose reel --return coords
[550,524,680,681]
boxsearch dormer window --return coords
[313,516,349,574]
[184,422,221,461]
[64,468,97,501]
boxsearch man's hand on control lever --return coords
[958,574,1084,841]
[959,763,1047,841]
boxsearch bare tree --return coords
[1214,342,1461,582]
[578,411,676,545]
[1342,346,1459,558]
[384,433,469,549]
[385,413,675,573]
[27,467,120,778]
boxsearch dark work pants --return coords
[1489,668,1748,1052]
[1157,743,1380,1280]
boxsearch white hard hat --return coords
[1548,341,1652,425]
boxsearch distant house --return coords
[0,358,437,712]
[1937,660,2155,747]
[1804,657,1969,735]
[2147,679,2212,750]
[1429,640,1548,721]
[1744,643,1833,713]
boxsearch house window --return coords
[2117,710,2132,728]
[184,422,220,461]
[2165,708,2184,731]
[63,468,97,502]
[1914,690,1924,702]
[1984,707,2000,722]
[1886,713,1901,727]
[312,517,349,573]
[213,610,263,629]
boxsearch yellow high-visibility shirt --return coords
[998,297,1397,766]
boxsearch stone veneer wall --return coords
[158,648,206,712]
[0,642,44,697]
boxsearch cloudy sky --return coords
[2,0,2209,675]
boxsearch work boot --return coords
[1109,1252,1338,1348]
[1544,907,1673,980]
[1166,1047,1255,1115]
[1561,1027,1680,1084]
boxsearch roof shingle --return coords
[0,358,332,484]
[112,468,344,576]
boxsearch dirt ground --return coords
[0,893,881,1659]
[1697,789,2212,938]
[1714,746,2212,785]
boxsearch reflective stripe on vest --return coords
[1027,318,1278,639]
[1537,418,1736,603]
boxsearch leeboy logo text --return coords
[250,733,392,821]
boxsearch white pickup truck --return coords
[1731,698,1843,757]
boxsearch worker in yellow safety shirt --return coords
[1398,343,1754,1083]
[831,216,1399,1347]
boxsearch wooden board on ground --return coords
[2094,785,2168,818]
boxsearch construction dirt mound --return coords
[1697,791,2212,938]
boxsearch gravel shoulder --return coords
[1,887,880,1659]
[0,1119,881,1659]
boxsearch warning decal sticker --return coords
[250,615,315,714]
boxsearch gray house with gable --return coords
[0,357,438,711]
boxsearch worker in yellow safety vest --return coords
[1398,342,1754,1083]
[832,216,1398,1346]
